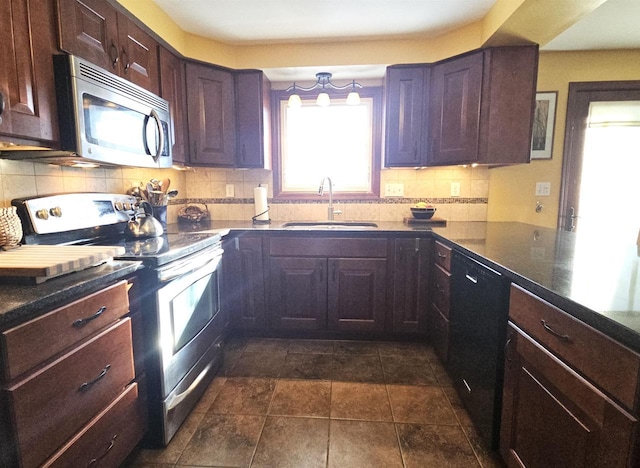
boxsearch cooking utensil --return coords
[166,189,178,199]
[161,178,170,193]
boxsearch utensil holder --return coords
[152,205,167,229]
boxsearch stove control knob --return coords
[115,202,124,211]
[49,206,62,217]
[36,209,49,220]
[123,202,132,211]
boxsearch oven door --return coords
[156,244,224,398]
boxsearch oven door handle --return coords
[166,359,215,411]
[158,247,223,283]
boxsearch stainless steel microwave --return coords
[53,54,172,168]
[4,54,173,168]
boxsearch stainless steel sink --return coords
[281,221,378,229]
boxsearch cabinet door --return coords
[0,0,59,143]
[159,47,187,165]
[269,257,327,330]
[384,66,428,167]
[391,238,430,334]
[116,12,159,94]
[500,324,638,468]
[429,51,483,165]
[224,236,266,330]
[328,258,387,332]
[186,62,236,166]
[235,70,271,169]
[57,0,120,73]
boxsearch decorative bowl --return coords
[410,207,436,219]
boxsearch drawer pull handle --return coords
[79,364,111,392]
[87,434,117,466]
[541,320,571,342]
[437,252,447,259]
[465,274,478,284]
[72,306,107,328]
[462,379,472,394]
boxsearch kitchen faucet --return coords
[319,177,342,220]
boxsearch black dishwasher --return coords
[449,250,510,449]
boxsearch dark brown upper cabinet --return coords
[384,65,429,167]
[57,0,159,94]
[0,0,59,145]
[159,47,187,165]
[428,45,538,166]
[185,61,236,166]
[235,70,271,169]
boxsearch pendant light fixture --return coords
[286,72,362,107]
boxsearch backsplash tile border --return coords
[185,197,488,205]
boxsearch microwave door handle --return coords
[143,110,164,163]
[150,109,164,162]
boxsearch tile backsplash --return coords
[0,160,489,224]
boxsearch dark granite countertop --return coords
[203,219,640,354]
[0,260,141,330]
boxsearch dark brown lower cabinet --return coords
[500,323,638,468]
[391,238,430,335]
[269,257,327,330]
[223,236,267,330]
[269,256,387,332]
[328,258,387,332]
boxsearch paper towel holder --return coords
[252,207,271,225]
[252,184,271,225]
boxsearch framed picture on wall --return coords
[531,91,558,160]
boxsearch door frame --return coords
[559,81,640,230]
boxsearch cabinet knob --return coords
[109,42,119,68]
[121,48,130,73]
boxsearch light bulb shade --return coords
[288,94,302,108]
[346,91,361,105]
[316,92,331,107]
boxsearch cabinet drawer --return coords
[270,237,387,258]
[430,304,449,364]
[509,285,640,411]
[5,319,134,468]
[431,263,451,318]
[43,382,146,468]
[502,323,638,467]
[433,241,451,271]
[1,280,130,382]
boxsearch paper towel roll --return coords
[253,186,269,221]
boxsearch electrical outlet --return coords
[225,184,235,197]
[450,182,461,197]
[535,182,551,196]
[384,183,404,197]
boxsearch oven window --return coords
[170,270,219,352]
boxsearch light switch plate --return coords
[535,182,551,196]
[225,184,235,197]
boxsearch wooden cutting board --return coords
[0,245,126,284]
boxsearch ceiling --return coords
[151,0,640,80]
[151,0,497,45]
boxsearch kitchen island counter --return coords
[201,220,640,353]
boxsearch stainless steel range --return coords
[12,192,226,446]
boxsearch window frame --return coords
[271,86,383,200]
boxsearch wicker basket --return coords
[0,207,23,247]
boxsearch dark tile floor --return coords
[126,337,504,468]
